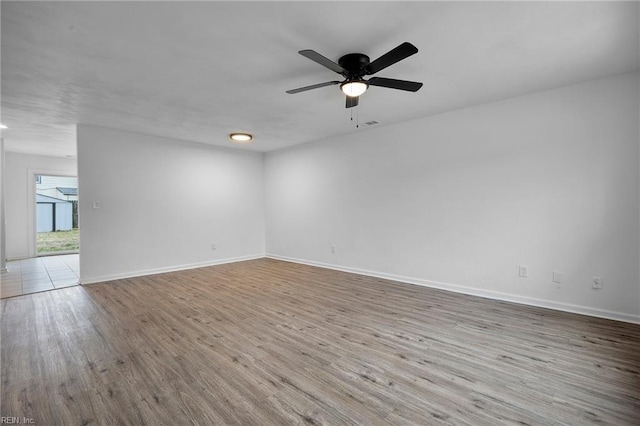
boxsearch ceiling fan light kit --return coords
[341,80,368,97]
[286,42,423,110]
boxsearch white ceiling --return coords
[1,1,638,157]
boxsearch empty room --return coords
[1,1,639,425]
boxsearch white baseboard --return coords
[266,254,640,325]
[78,251,640,324]
[6,256,31,262]
[80,254,265,285]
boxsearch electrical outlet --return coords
[330,245,335,254]
[518,265,528,278]
[92,200,100,210]
[553,271,564,283]
[592,276,603,289]
[211,243,217,251]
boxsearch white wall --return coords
[77,125,265,283]
[1,138,6,271]
[637,3,640,328]
[4,152,77,259]
[265,72,640,322]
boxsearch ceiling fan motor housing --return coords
[338,53,370,78]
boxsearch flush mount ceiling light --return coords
[340,80,368,97]
[229,133,253,143]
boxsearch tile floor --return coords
[0,254,79,299]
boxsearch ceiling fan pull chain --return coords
[349,105,359,128]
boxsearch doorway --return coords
[35,174,79,256]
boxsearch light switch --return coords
[92,201,100,210]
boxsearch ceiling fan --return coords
[286,42,423,108]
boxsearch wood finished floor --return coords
[1,258,639,425]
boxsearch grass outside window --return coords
[37,229,79,254]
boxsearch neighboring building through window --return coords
[35,175,79,255]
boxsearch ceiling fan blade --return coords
[345,95,359,108]
[365,42,418,75]
[368,77,423,92]
[299,50,346,74]
[286,81,340,94]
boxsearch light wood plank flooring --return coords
[2,258,639,425]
